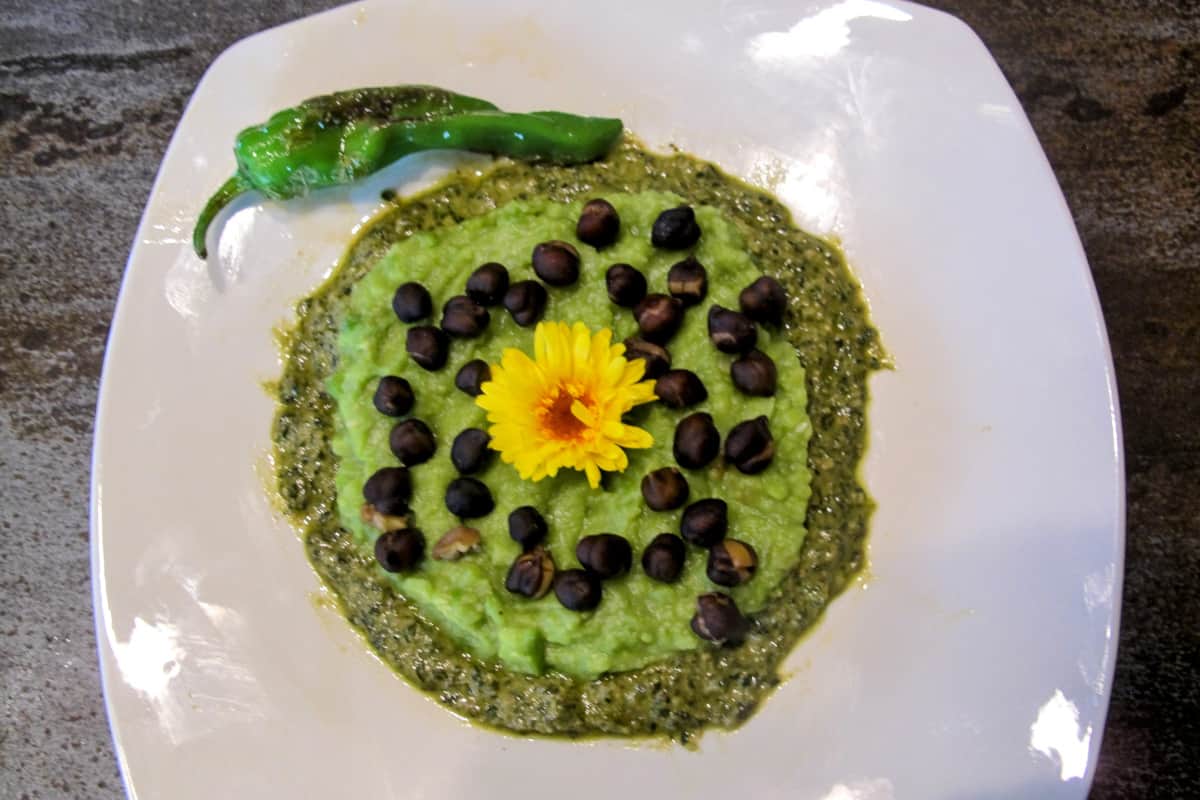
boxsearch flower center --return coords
[538,384,591,441]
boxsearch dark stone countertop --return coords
[0,1,1195,797]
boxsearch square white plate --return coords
[91,1,1124,798]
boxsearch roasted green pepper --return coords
[193,85,623,257]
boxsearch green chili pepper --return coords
[193,85,623,257]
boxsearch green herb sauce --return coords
[272,139,884,743]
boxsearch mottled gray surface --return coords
[0,1,1195,797]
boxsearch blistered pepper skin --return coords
[192,86,623,258]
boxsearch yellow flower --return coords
[476,321,658,489]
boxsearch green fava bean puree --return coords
[273,140,884,742]
[330,190,812,678]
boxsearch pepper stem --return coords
[192,175,250,259]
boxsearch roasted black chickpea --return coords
[667,256,707,306]
[374,529,425,573]
[641,467,690,511]
[606,263,647,307]
[707,538,758,586]
[725,416,775,474]
[673,412,720,469]
[532,240,581,286]
[576,533,633,579]
[373,375,414,417]
[362,466,412,515]
[554,568,602,611]
[440,294,490,338]
[731,350,777,396]
[454,359,491,397]
[360,503,410,534]
[633,293,684,344]
[503,280,548,327]
[576,198,620,248]
[691,592,749,644]
[444,476,495,518]
[651,205,701,249]
[739,275,787,326]
[642,533,686,583]
[392,281,432,322]
[506,546,555,599]
[389,418,436,466]
[680,498,728,547]
[431,525,481,561]
[655,369,707,408]
[708,305,758,354]
[465,262,509,306]
[508,505,548,550]
[405,325,449,370]
[450,428,492,474]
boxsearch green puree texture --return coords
[329,191,812,679]
[273,140,884,742]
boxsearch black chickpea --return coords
[454,359,491,397]
[465,262,510,306]
[667,256,707,306]
[691,592,749,644]
[655,369,707,408]
[731,350,777,396]
[405,325,449,370]
[506,546,555,599]
[576,533,633,579]
[392,281,432,322]
[440,294,490,338]
[508,506,548,550]
[576,198,620,248]
[651,205,701,249]
[680,498,728,547]
[503,280,548,327]
[373,375,414,417]
[444,477,494,518]
[708,305,758,354]
[641,467,690,511]
[725,416,775,474]
[633,294,684,344]
[739,276,787,326]
[362,466,412,515]
[606,263,647,307]
[707,539,758,586]
[642,533,686,583]
[532,240,581,286]
[554,569,602,611]
[673,412,720,469]
[431,525,481,561]
[389,419,436,465]
[450,428,492,474]
[374,529,425,573]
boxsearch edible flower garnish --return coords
[476,321,658,488]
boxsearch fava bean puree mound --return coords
[273,141,884,741]
[329,192,812,679]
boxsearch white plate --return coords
[91,1,1124,797]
